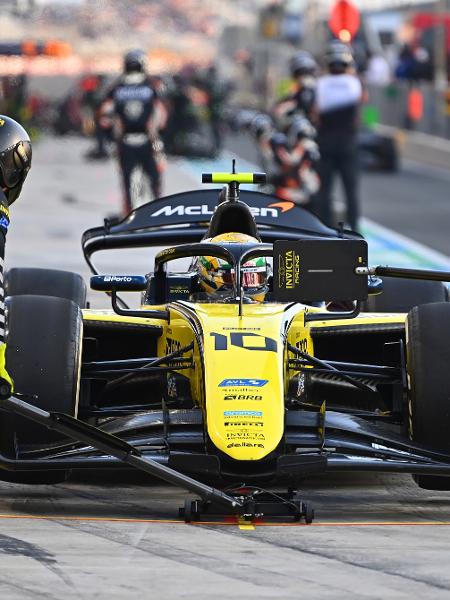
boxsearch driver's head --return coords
[289,51,317,80]
[325,41,355,74]
[0,115,32,205]
[123,49,147,74]
[197,232,270,302]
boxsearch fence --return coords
[367,81,450,139]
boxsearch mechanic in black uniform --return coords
[99,49,166,215]
[0,116,32,397]
[273,51,318,126]
[312,42,363,231]
[202,65,228,154]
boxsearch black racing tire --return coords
[0,295,82,484]
[5,267,87,307]
[304,502,314,524]
[363,278,448,313]
[407,302,450,490]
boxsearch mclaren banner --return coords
[110,189,338,235]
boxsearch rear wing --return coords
[82,189,361,275]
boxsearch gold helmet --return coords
[197,232,270,302]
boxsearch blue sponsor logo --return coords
[219,379,268,388]
[0,215,9,231]
[224,411,263,417]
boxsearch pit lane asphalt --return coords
[2,136,450,600]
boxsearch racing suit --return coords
[101,73,166,214]
[268,133,320,206]
[273,77,316,124]
[313,73,362,231]
[0,191,13,398]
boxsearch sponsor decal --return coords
[226,432,265,440]
[150,205,280,218]
[227,442,265,449]
[268,201,295,213]
[223,394,262,401]
[295,338,308,353]
[278,249,300,290]
[224,411,263,418]
[103,276,133,283]
[0,215,9,231]
[222,327,261,331]
[296,373,306,399]
[115,86,153,102]
[158,247,176,256]
[224,421,264,427]
[167,374,177,399]
[219,379,268,388]
[165,337,181,354]
[169,286,189,294]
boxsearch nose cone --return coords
[196,305,286,461]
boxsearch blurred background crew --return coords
[273,51,318,126]
[313,42,363,232]
[99,49,167,215]
[82,74,110,160]
[162,73,196,155]
[0,116,32,394]
[267,115,320,206]
[201,64,228,154]
[232,109,320,208]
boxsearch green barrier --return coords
[202,172,266,184]
[361,105,380,129]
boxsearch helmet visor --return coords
[219,269,266,289]
[242,271,266,289]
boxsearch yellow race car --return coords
[2,170,450,523]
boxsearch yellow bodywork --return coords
[156,303,295,461]
[82,305,407,462]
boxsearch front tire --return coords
[0,295,82,484]
[5,267,87,307]
[407,302,450,490]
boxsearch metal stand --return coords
[179,488,315,524]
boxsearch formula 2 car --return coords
[358,127,399,172]
[2,169,450,522]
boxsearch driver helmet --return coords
[289,51,317,78]
[325,41,354,74]
[124,49,147,74]
[0,116,32,205]
[197,232,270,302]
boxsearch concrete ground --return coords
[2,136,450,600]
[1,472,450,600]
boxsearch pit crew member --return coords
[0,115,32,396]
[313,42,363,231]
[98,49,167,214]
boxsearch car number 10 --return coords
[210,332,277,352]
